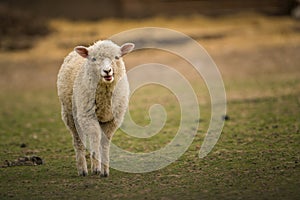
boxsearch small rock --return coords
[20,143,27,148]
[222,115,230,121]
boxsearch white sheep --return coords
[57,40,134,177]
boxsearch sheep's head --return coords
[74,40,134,83]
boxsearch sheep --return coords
[57,40,134,177]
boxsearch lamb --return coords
[57,40,134,177]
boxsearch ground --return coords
[0,13,299,199]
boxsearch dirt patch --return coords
[1,156,43,168]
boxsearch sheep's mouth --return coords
[103,75,113,82]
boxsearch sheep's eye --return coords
[92,58,96,62]
[115,56,120,60]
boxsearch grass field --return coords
[0,14,299,199]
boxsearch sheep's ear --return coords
[75,46,89,58]
[120,43,135,57]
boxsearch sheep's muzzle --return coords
[103,75,114,83]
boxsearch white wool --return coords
[57,40,134,177]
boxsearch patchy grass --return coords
[0,14,299,199]
[0,91,299,199]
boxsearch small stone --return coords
[20,143,27,148]
[222,115,230,121]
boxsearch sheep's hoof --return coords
[92,169,101,175]
[100,171,109,178]
[78,170,88,177]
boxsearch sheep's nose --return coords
[103,68,112,74]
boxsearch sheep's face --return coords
[74,40,135,84]
[89,56,117,83]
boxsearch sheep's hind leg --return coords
[72,133,88,176]
[62,110,88,176]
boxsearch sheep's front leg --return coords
[100,133,111,177]
[100,121,118,177]
[73,113,102,175]
[89,127,101,175]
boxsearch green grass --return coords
[0,89,299,200]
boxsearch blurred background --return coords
[0,0,299,100]
[0,0,297,20]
